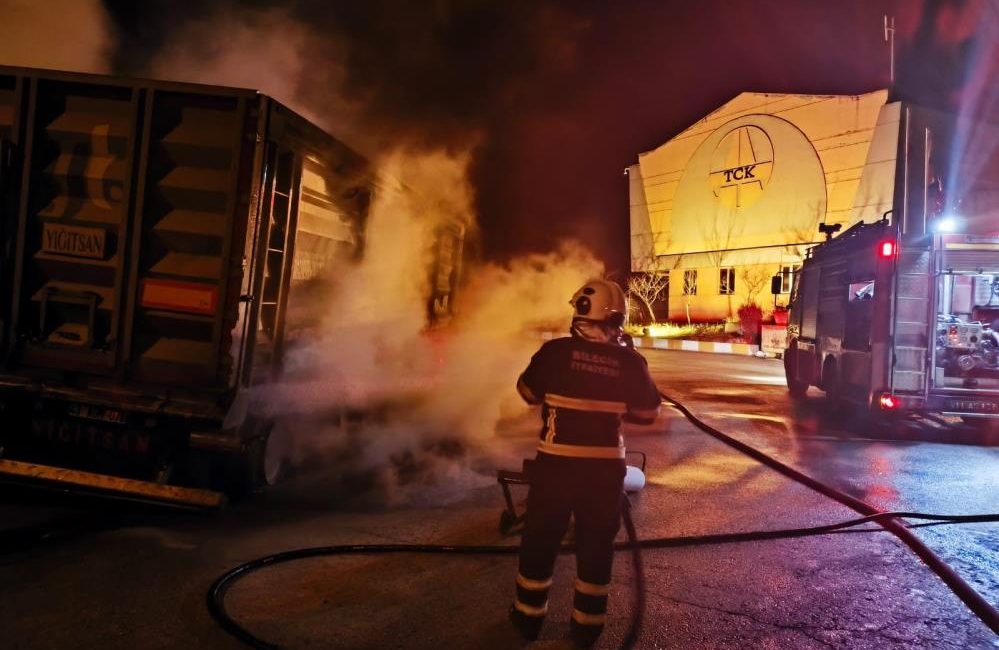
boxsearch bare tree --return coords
[681,269,698,325]
[701,211,742,317]
[629,227,686,323]
[627,272,669,323]
[782,203,825,261]
[740,265,770,306]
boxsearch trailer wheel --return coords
[262,422,291,487]
[225,424,290,498]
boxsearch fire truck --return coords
[0,66,464,507]
[783,99,999,426]
[784,213,999,423]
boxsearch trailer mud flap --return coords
[0,459,226,509]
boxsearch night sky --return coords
[100,0,996,277]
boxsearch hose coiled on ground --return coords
[206,392,999,648]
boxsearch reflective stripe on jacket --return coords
[518,335,661,458]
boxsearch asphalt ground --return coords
[0,349,997,649]
[643,350,999,614]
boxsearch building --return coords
[628,90,900,321]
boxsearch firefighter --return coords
[509,278,662,647]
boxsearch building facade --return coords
[628,90,900,321]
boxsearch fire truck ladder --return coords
[891,246,933,394]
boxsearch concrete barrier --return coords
[539,332,760,356]
[632,337,760,356]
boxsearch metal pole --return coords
[923,128,931,235]
[884,15,896,86]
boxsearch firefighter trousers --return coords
[514,453,626,636]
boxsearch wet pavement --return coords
[644,350,999,613]
[0,349,997,649]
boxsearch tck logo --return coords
[709,125,774,209]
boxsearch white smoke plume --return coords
[430,242,604,442]
[277,150,476,412]
[109,4,602,501]
[266,148,602,502]
[0,0,112,73]
[146,7,372,154]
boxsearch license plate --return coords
[30,418,151,455]
[945,399,999,414]
[66,403,126,424]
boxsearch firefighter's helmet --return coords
[570,279,627,327]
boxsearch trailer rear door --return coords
[126,91,249,387]
[11,79,139,375]
[5,76,253,390]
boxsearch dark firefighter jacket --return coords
[517,336,662,459]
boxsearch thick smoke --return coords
[127,4,602,499]
[263,151,602,502]
[110,0,587,156]
[0,0,112,73]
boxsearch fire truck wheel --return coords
[786,374,809,399]
[821,359,844,410]
[783,348,808,399]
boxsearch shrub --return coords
[624,323,647,338]
[632,321,731,340]
[737,303,764,344]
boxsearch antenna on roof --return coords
[883,15,896,86]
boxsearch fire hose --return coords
[207,394,999,649]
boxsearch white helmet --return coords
[570,279,627,327]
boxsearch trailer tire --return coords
[225,425,289,499]
[262,422,291,487]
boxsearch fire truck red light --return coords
[879,395,899,410]
[879,241,896,258]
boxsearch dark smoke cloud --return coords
[102,0,598,263]
[895,0,999,116]
[103,0,590,151]
[100,0,997,270]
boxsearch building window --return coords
[779,265,798,294]
[683,270,698,295]
[719,267,736,295]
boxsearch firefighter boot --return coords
[570,581,608,648]
[570,618,603,648]
[508,605,543,641]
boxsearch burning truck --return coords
[0,66,464,507]
[783,102,999,428]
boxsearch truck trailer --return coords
[783,103,999,426]
[0,66,461,506]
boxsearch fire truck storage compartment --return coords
[931,243,999,391]
[890,247,933,394]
